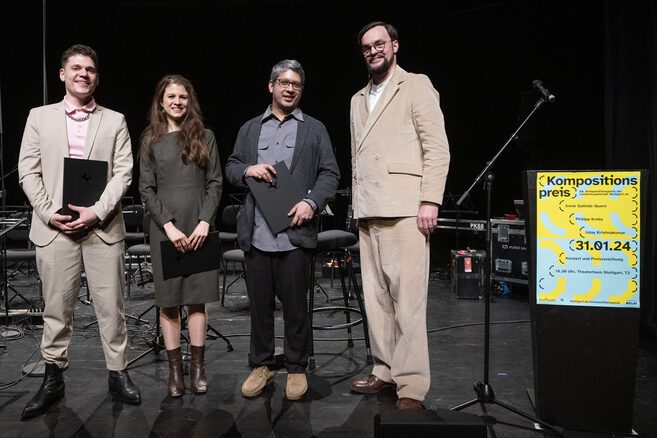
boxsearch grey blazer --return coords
[225,112,340,251]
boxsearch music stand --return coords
[1,216,29,322]
[0,216,29,355]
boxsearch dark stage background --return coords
[1,0,655,328]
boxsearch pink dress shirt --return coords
[64,97,96,158]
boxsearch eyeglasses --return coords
[361,40,392,55]
[276,79,303,90]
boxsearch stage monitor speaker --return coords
[374,408,486,438]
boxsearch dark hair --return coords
[60,44,99,71]
[141,74,209,167]
[356,21,399,46]
[270,59,305,85]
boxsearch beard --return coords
[367,53,392,76]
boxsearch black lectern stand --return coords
[524,169,646,434]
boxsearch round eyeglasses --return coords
[361,40,392,55]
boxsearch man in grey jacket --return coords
[225,59,339,401]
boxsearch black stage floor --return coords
[1,262,656,438]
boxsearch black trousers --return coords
[244,246,311,373]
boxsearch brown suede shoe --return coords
[350,375,394,394]
[396,397,423,410]
[241,366,275,398]
[286,373,308,401]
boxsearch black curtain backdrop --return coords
[0,0,604,208]
[0,0,652,327]
[604,0,657,333]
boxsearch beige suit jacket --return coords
[350,65,450,219]
[18,99,133,246]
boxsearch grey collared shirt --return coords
[251,106,303,252]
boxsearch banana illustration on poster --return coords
[536,171,640,308]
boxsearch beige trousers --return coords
[359,217,430,401]
[36,232,128,370]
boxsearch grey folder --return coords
[246,161,303,235]
[62,157,108,221]
[160,231,221,280]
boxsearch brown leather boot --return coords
[189,345,208,394]
[166,347,185,397]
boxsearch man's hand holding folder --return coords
[245,163,276,182]
[288,200,314,227]
[49,205,99,234]
[247,163,313,228]
[245,161,305,234]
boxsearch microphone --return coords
[532,79,556,103]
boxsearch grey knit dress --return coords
[139,129,222,307]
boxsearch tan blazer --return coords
[18,99,133,246]
[350,65,450,219]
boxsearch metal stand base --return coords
[453,382,564,435]
[127,306,164,369]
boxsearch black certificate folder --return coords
[160,232,221,280]
[62,157,108,221]
[246,161,303,235]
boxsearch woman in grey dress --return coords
[139,75,222,397]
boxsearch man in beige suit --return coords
[349,22,450,409]
[18,44,140,420]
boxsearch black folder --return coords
[160,231,221,280]
[246,161,303,235]
[62,157,108,221]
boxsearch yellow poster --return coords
[536,171,640,307]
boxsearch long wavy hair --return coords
[142,74,209,167]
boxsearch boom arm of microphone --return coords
[532,79,556,103]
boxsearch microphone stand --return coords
[452,95,564,436]
[1,78,8,335]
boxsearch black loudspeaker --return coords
[374,408,486,438]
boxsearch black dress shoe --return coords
[108,369,141,405]
[22,363,65,420]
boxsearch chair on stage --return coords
[219,204,240,259]
[220,248,245,306]
[122,204,145,247]
[219,205,246,306]
[126,212,151,297]
[307,229,372,371]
